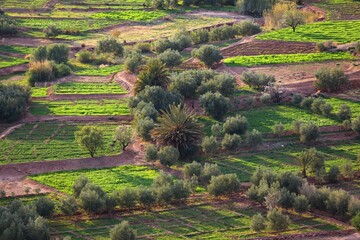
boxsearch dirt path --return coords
[303,233,360,240]
[0,124,23,139]
[0,63,28,75]
[0,37,73,47]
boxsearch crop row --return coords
[224,52,355,67]
[91,10,168,22]
[53,82,127,95]
[0,55,28,69]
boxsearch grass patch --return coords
[31,87,48,97]
[30,165,159,194]
[53,82,127,95]
[0,55,28,69]
[72,62,124,76]
[29,99,130,116]
[91,10,168,22]
[0,45,33,54]
[257,20,360,43]
[224,52,354,67]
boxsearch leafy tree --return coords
[172,180,190,201]
[138,188,155,208]
[341,163,354,180]
[223,115,248,135]
[327,165,340,183]
[96,38,123,56]
[315,68,349,92]
[0,84,30,122]
[201,136,220,154]
[158,146,180,167]
[299,122,319,143]
[272,123,285,136]
[135,117,154,141]
[191,45,223,68]
[35,197,55,218]
[298,148,323,178]
[134,59,169,93]
[235,20,262,36]
[79,183,106,213]
[199,92,229,120]
[145,144,158,162]
[241,71,275,90]
[338,104,352,121]
[28,61,55,86]
[183,161,202,179]
[31,46,47,62]
[124,51,142,73]
[293,195,310,213]
[211,124,224,137]
[282,10,305,32]
[115,188,138,209]
[236,0,275,16]
[245,129,262,147]
[250,213,266,232]
[208,174,240,196]
[58,196,78,215]
[110,221,136,240]
[113,125,133,151]
[151,105,202,156]
[73,175,89,197]
[190,28,210,45]
[221,133,241,151]
[352,116,360,135]
[158,49,182,68]
[201,163,221,183]
[46,44,69,64]
[75,126,104,157]
[326,189,350,216]
[266,208,290,231]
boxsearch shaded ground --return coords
[0,37,73,47]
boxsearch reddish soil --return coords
[0,37,72,47]
[0,63,28,75]
[221,40,317,57]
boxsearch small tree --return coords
[298,148,322,178]
[250,213,266,232]
[245,129,262,147]
[183,161,202,179]
[116,188,138,209]
[207,174,240,196]
[113,125,133,151]
[352,116,360,135]
[315,68,349,92]
[341,163,354,180]
[191,45,223,68]
[97,38,123,56]
[221,134,241,151]
[35,197,55,218]
[266,208,290,231]
[241,71,275,91]
[110,221,136,240]
[158,146,180,167]
[59,196,78,215]
[282,10,305,32]
[272,123,285,136]
[299,122,319,143]
[75,126,104,157]
[46,44,69,64]
[327,165,340,183]
[158,49,182,68]
[338,104,352,121]
[138,188,155,209]
[201,163,221,183]
[145,144,158,162]
[352,213,360,231]
[223,115,248,135]
[44,25,61,39]
[201,136,220,154]
[199,92,229,120]
[211,124,224,137]
[293,195,309,213]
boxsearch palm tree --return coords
[151,105,203,156]
[134,58,169,94]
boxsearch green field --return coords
[257,20,360,43]
[31,87,48,97]
[0,45,33,55]
[224,52,355,67]
[0,0,48,8]
[50,204,344,240]
[30,165,159,194]
[72,62,124,76]
[91,10,168,22]
[0,123,121,164]
[212,141,360,182]
[0,55,28,69]
[29,99,130,116]
[53,82,127,95]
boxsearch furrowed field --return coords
[53,82,127,95]
[30,165,159,194]
[0,123,121,164]
[0,56,28,68]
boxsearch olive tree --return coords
[75,126,104,157]
[110,221,136,240]
[113,125,133,151]
[191,45,223,68]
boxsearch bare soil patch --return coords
[0,37,72,47]
[0,63,28,75]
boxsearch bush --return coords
[327,165,340,183]
[172,180,191,201]
[116,188,138,209]
[250,213,266,232]
[35,197,55,217]
[97,38,123,56]
[73,175,89,197]
[138,188,155,208]
[135,117,154,141]
[133,101,158,121]
[235,20,262,36]
[292,120,303,134]
[343,119,352,130]
[299,122,319,143]
[315,68,349,92]
[0,84,30,122]
[209,25,237,41]
[352,116,360,135]
[291,93,303,105]
[135,42,151,53]
[184,161,202,179]
[223,115,248,135]
[190,28,210,45]
[158,49,182,68]
[260,93,272,105]
[44,25,61,38]
[199,92,229,120]
[158,146,180,167]
[152,38,174,53]
[300,97,314,110]
[341,163,354,180]
[59,196,78,215]
[47,44,69,64]
[0,13,18,35]
[320,102,333,117]
[191,44,223,67]
[54,63,72,78]
[201,136,220,154]
[28,61,54,86]
[338,104,352,121]
[197,73,236,97]
[311,98,326,114]
[31,46,47,62]
[326,189,350,216]
[110,221,136,240]
[172,32,192,50]
[208,174,240,196]
[169,72,197,98]
[352,213,360,231]
[221,133,241,151]
[316,42,327,52]
[211,124,224,137]
[201,163,221,183]
[145,144,158,162]
[79,184,106,213]
[75,126,104,158]
[266,208,290,231]
[245,129,262,147]
[293,195,310,213]
[237,0,274,16]
[355,41,360,54]
[124,51,142,73]
[272,123,285,136]
[241,71,275,91]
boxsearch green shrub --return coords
[311,98,326,114]
[236,0,274,16]
[190,28,210,45]
[338,104,352,121]
[316,42,327,52]
[245,129,262,147]
[250,213,266,232]
[145,144,158,162]
[158,146,180,167]
[152,38,174,53]
[292,120,303,134]
[116,188,138,209]
[300,97,314,110]
[35,197,55,217]
[191,44,223,67]
[272,123,285,136]
[341,163,354,180]
[352,213,360,231]
[124,51,142,73]
[235,20,262,36]
[172,180,190,201]
[31,46,47,62]
[201,163,221,183]
[0,12,18,35]
[241,71,275,90]
[291,93,303,105]
[0,84,30,122]
[59,196,78,215]
[133,101,158,121]
[199,92,229,120]
[135,117,154,141]
[110,221,136,240]
[54,63,72,78]
[352,116,360,135]
[47,44,69,64]
[315,68,349,92]
[158,49,182,68]
[327,165,340,183]
[73,175,89,197]
[169,73,197,98]
[97,38,123,56]
[201,136,220,154]
[320,102,333,117]
[172,32,192,50]
[135,42,151,53]
[28,61,54,86]
[184,161,202,179]
[44,25,61,39]
[211,124,224,137]
[221,133,241,151]
[299,122,319,143]
[77,50,93,63]
[293,195,309,213]
[260,93,272,105]
[75,126,104,158]
[326,189,350,216]
[138,188,155,208]
[208,174,240,196]
[266,208,290,231]
[223,115,248,135]
[79,183,106,213]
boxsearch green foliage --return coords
[315,68,349,92]
[352,116,360,135]
[245,129,262,147]
[223,115,248,135]
[208,173,240,196]
[35,197,55,218]
[158,146,180,167]
[340,163,354,180]
[300,97,315,110]
[320,103,333,117]
[31,46,47,62]
[115,188,138,209]
[135,117,155,140]
[311,98,326,114]
[200,92,229,120]
[110,221,136,240]
[225,52,354,67]
[326,189,350,216]
[190,28,210,45]
[236,0,275,16]
[0,84,30,122]
[241,71,275,90]
[327,165,340,183]
[28,61,55,86]
[151,105,202,156]
[79,183,106,213]
[43,25,61,38]
[145,144,158,162]
[235,20,262,36]
[338,104,352,121]
[77,50,93,64]
[293,195,310,213]
[352,213,360,231]
[282,10,305,32]
[113,125,133,151]
[92,10,166,22]
[58,196,78,215]
[211,124,224,137]
[209,25,237,41]
[183,161,202,179]
[272,123,285,136]
[250,213,266,232]
[201,163,221,183]
[96,38,123,56]
[299,122,319,143]
[201,136,220,154]
[266,208,290,231]
[138,188,155,208]
[0,12,17,35]
[124,51,142,73]
[46,44,70,64]
[158,49,182,68]
[191,44,223,67]
[221,133,241,151]
[75,125,104,157]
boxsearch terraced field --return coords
[0,55,28,69]
[53,82,127,95]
